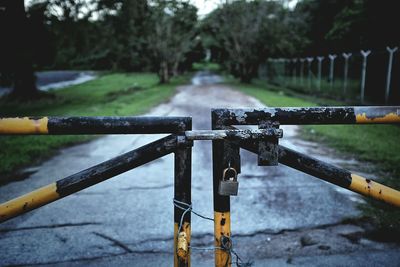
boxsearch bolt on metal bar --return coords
[0,116,191,135]
[240,141,400,208]
[212,106,400,125]
[0,135,179,223]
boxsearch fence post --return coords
[306,57,314,89]
[328,54,337,89]
[300,58,305,86]
[174,122,192,267]
[317,56,324,91]
[385,46,398,104]
[360,50,371,104]
[292,58,298,85]
[342,53,352,95]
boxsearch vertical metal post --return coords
[174,133,193,266]
[300,58,305,86]
[328,54,337,89]
[306,57,314,89]
[212,141,231,267]
[385,47,398,104]
[342,53,352,95]
[360,50,371,104]
[212,112,237,267]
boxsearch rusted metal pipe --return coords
[0,116,191,134]
[212,106,400,125]
[174,135,193,267]
[212,118,236,267]
[241,142,400,208]
[0,135,179,223]
[185,129,282,141]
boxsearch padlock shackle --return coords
[222,167,238,181]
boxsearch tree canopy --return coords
[1,0,399,95]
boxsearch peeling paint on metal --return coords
[214,211,231,267]
[350,174,400,207]
[355,112,400,124]
[0,183,59,223]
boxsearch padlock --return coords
[218,167,239,196]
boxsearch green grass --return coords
[192,62,222,72]
[0,73,186,181]
[229,79,400,232]
[267,75,361,102]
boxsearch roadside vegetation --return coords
[0,73,186,183]
[192,62,221,73]
[229,78,400,233]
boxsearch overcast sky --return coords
[193,0,298,16]
[191,0,223,16]
[25,0,298,17]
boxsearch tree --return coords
[202,0,304,83]
[0,0,39,99]
[147,1,198,83]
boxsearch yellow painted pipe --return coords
[350,174,400,207]
[214,211,231,267]
[0,183,59,222]
[355,112,400,124]
[0,117,49,134]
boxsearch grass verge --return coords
[229,79,400,233]
[0,73,187,182]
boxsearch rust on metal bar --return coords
[212,106,400,125]
[240,141,400,208]
[350,174,400,207]
[184,129,282,140]
[174,134,192,267]
[354,107,400,123]
[214,211,231,267]
[212,115,235,267]
[0,116,191,135]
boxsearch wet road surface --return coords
[0,72,399,266]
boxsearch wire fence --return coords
[259,47,400,105]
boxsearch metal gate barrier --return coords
[1,106,400,267]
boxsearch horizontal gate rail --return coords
[0,116,191,134]
[212,106,400,125]
[0,134,181,223]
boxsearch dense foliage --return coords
[1,0,399,95]
[201,0,307,82]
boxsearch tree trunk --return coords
[159,61,170,84]
[1,0,39,99]
[12,54,38,98]
[172,61,179,77]
[239,64,253,83]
